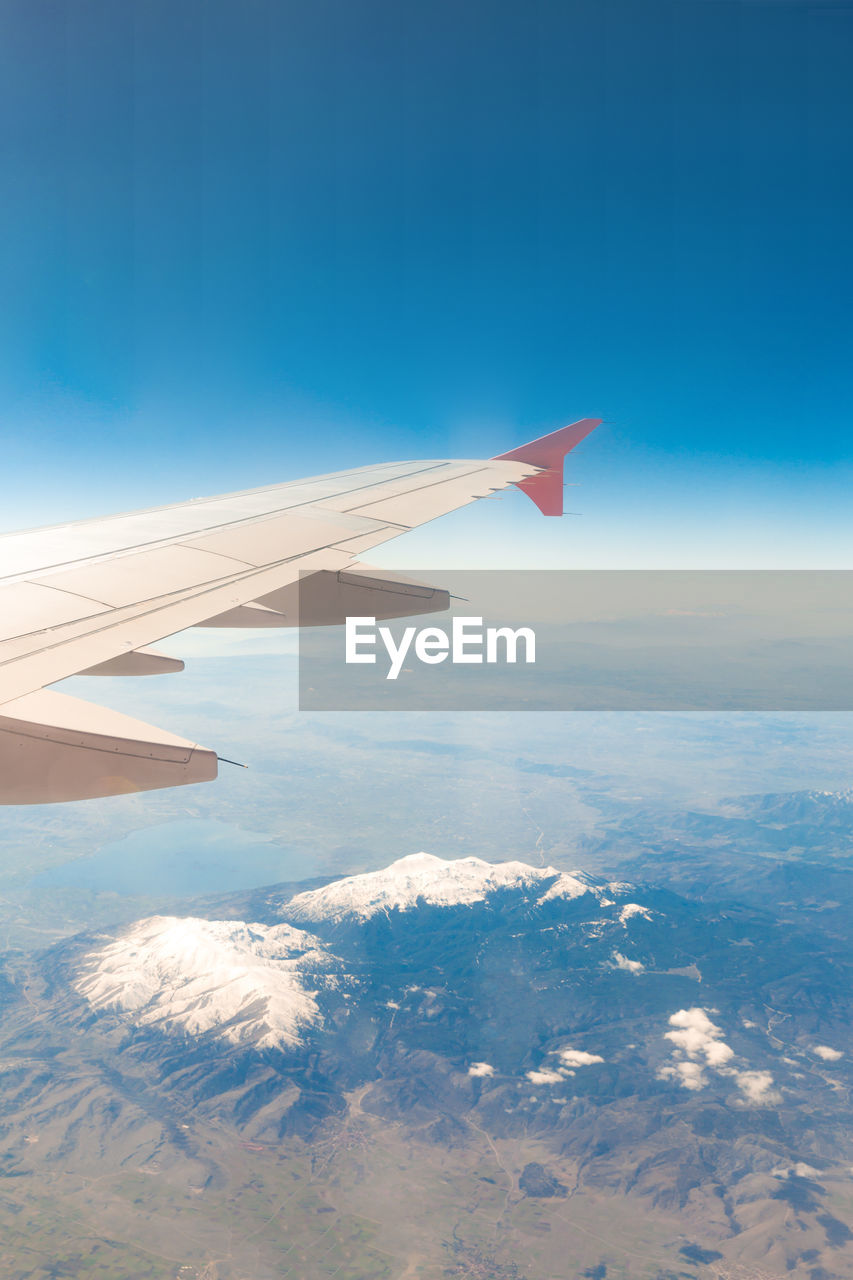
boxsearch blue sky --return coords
[0,0,851,566]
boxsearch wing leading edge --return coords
[0,419,599,802]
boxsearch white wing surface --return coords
[0,420,599,802]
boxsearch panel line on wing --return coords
[0,520,400,678]
[0,462,456,583]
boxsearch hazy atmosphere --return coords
[0,2,851,1278]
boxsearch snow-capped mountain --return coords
[5,850,853,1277]
[75,915,340,1049]
[71,855,637,1051]
[63,851,848,1133]
[281,852,600,924]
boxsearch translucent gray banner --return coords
[297,570,853,711]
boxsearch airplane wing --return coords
[0,418,599,803]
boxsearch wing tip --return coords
[492,418,601,516]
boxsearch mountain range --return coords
[0,851,851,1278]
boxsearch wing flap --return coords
[196,602,291,628]
[80,647,185,676]
[199,568,450,628]
[257,567,450,626]
[0,689,217,804]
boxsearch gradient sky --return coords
[0,0,851,567]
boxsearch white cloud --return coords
[612,951,645,974]
[735,1069,780,1105]
[665,1008,734,1066]
[468,1061,495,1078]
[657,1007,734,1092]
[659,1061,707,1091]
[772,1162,818,1179]
[526,1069,565,1086]
[704,1039,735,1066]
[557,1048,605,1068]
[657,1008,780,1105]
[813,1045,843,1062]
[528,1046,605,1084]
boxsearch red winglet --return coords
[493,418,601,516]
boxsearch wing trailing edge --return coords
[198,567,450,628]
[79,646,185,677]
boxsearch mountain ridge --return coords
[0,851,850,1278]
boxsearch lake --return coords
[36,818,319,897]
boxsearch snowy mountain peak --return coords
[75,915,338,1050]
[282,853,598,925]
[73,856,644,1049]
[539,871,600,903]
